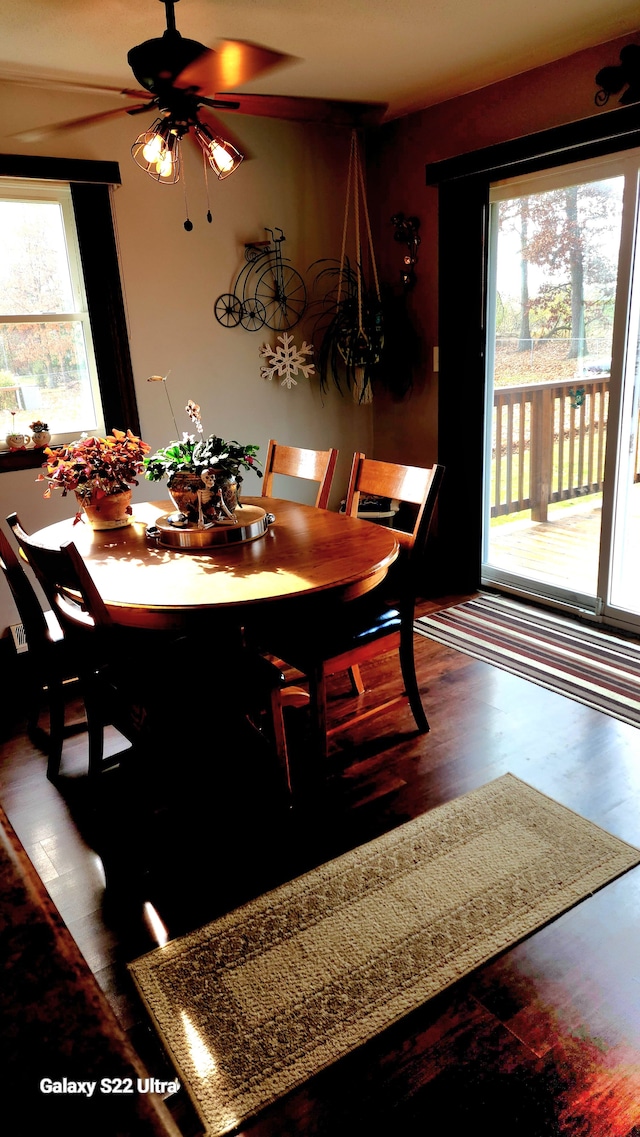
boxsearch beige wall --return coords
[368,29,640,465]
[1,28,639,630]
[0,83,373,629]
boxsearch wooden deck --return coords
[486,484,640,604]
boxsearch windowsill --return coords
[0,448,48,473]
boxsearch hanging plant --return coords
[311,257,382,402]
[310,130,416,403]
[311,260,418,403]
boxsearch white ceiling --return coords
[0,0,638,120]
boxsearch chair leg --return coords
[269,687,293,801]
[46,679,66,781]
[348,664,365,696]
[400,619,429,733]
[82,674,106,778]
[26,683,42,747]
[307,662,329,768]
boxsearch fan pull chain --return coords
[203,151,213,223]
[182,155,193,231]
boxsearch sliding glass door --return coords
[482,150,640,631]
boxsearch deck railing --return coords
[491,376,616,521]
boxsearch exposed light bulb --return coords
[131,117,181,184]
[142,133,164,163]
[194,121,244,180]
[210,142,234,174]
[157,149,173,178]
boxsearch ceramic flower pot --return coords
[167,470,239,526]
[31,430,51,448]
[76,489,132,529]
[6,431,30,450]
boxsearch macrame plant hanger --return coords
[337,128,382,404]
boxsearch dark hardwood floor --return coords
[2,594,640,1136]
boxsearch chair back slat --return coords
[262,440,339,509]
[0,528,52,649]
[6,512,113,634]
[345,455,444,552]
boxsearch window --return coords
[0,155,139,470]
[0,179,103,441]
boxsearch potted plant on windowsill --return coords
[30,421,51,448]
[143,399,262,526]
[37,429,151,528]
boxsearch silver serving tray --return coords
[147,504,270,549]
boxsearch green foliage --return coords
[309,259,416,402]
[496,182,621,355]
[143,434,262,484]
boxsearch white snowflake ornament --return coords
[259,333,315,389]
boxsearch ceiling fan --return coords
[11,0,387,189]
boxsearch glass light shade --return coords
[194,122,244,180]
[131,119,181,184]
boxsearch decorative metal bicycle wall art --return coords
[214,228,307,332]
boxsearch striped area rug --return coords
[415,593,640,727]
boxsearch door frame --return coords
[480,151,640,625]
[427,104,640,600]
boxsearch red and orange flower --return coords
[38,428,151,504]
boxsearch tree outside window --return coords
[0,182,103,441]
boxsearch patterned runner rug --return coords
[415,592,640,727]
[129,775,639,1136]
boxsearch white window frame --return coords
[482,148,640,630]
[0,178,105,447]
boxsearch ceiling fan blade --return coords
[12,104,152,143]
[196,95,242,112]
[0,71,152,102]
[175,39,295,96]
[197,92,388,127]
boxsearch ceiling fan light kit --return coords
[131,116,182,182]
[126,0,246,199]
[9,0,387,228]
[193,121,243,179]
[131,113,243,185]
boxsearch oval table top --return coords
[29,497,399,631]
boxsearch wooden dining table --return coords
[28,497,399,632]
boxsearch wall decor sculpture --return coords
[595,44,640,106]
[214,228,307,332]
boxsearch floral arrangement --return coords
[143,399,262,485]
[29,420,49,433]
[38,429,151,504]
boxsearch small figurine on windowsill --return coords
[30,421,51,448]
[5,411,30,450]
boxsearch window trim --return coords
[0,179,104,441]
[0,154,139,473]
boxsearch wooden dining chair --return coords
[0,528,89,781]
[259,456,445,771]
[261,440,339,509]
[7,512,296,796]
[6,512,139,778]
